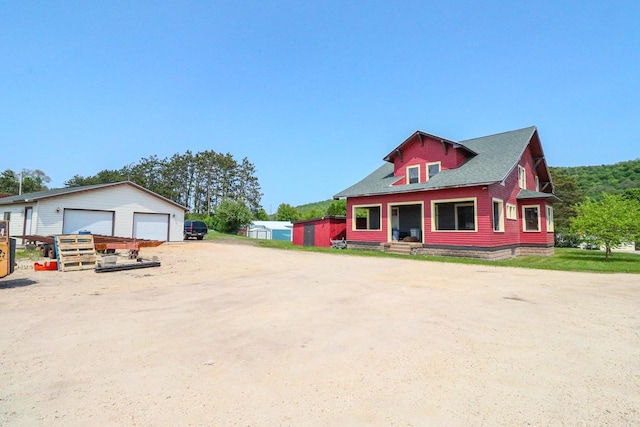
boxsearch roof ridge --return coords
[459,126,536,143]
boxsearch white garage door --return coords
[133,213,169,241]
[63,209,114,235]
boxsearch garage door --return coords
[62,209,114,235]
[133,213,169,241]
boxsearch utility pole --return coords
[18,171,22,195]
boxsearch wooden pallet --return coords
[55,234,97,272]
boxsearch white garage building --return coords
[0,181,187,242]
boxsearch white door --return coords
[24,207,33,234]
[62,209,114,235]
[23,207,33,244]
[133,213,169,241]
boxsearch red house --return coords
[293,216,346,247]
[333,126,558,259]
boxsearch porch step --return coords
[386,242,422,255]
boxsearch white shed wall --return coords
[0,204,33,237]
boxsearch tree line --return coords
[64,150,262,216]
[0,169,51,195]
[549,167,640,258]
[2,157,638,250]
[551,158,640,199]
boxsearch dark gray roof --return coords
[0,181,188,210]
[334,126,539,198]
[517,189,561,202]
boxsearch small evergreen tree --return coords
[550,168,584,247]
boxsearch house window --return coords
[506,204,517,220]
[518,165,526,189]
[426,162,441,180]
[3,212,10,221]
[353,204,382,231]
[407,166,420,184]
[522,205,540,232]
[546,205,554,232]
[492,198,504,232]
[432,198,477,231]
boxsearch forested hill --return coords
[550,158,640,199]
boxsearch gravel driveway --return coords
[1,241,638,425]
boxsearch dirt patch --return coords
[1,241,639,425]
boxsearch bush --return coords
[555,232,581,248]
[212,199,252,233]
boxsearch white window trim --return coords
[535,176,540,192]
[492,198,505,232]
[352,203,383,231]
[506,203,517,220]
[426,161,441,181]
[546,205,554,232]
[518,165,526,189]
[430,197,478,232]
[522,204,541,232]
[406,165,420,184]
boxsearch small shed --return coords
[247,221,293,241]
[293,216,346,247]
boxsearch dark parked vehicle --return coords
[184,220,208,240]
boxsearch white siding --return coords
[0,205,32,237]
[21,184,184,241]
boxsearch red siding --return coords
[425,186,495,247]
[491,144,554,246]
[292,217,346,247]
[392,134,468,185]
[292,223,304,246]
[347,182,553,248]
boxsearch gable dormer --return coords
[383,131,476,186]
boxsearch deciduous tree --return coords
[326,199,346,216]
[275,203,300,221]
[571,193,640,260]
[0,169,50,194]
[212,199,252,233]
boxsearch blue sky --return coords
[2,1,639,212]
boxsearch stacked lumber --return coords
[55,234,97,272]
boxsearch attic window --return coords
[427,162,441,180]
[407,166,420,184]
[518,165,526,189]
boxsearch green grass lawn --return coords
[207,232,640,274]
[14,247,43,261]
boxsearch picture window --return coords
[433,199,476,231]
[353,205,382,230]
